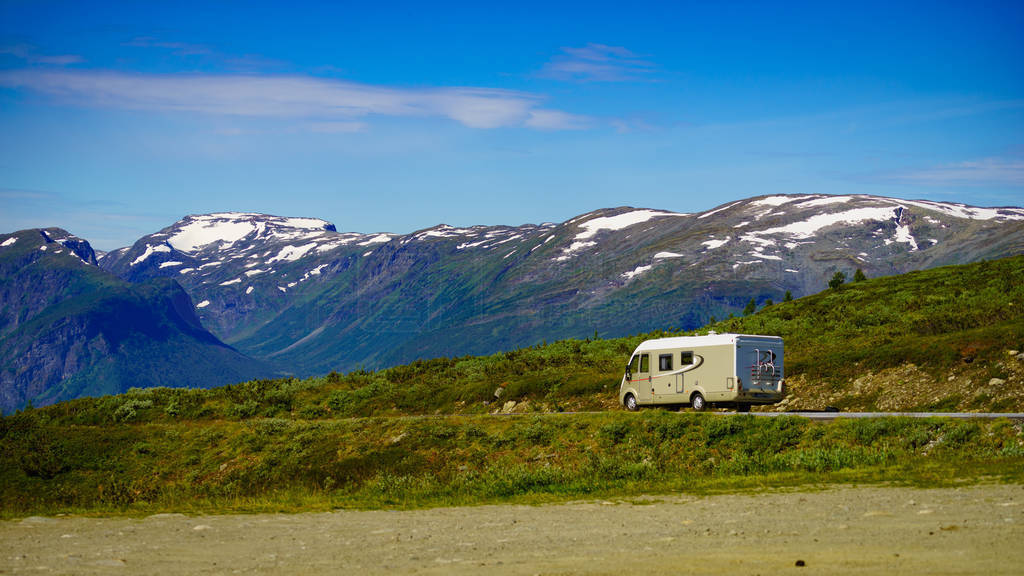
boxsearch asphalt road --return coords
[757,411,1024,420]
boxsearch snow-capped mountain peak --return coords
[161,213,337,253]
[94,195,1024,377]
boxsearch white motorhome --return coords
[619,333,784,412]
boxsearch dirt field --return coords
[3,484,1022,575]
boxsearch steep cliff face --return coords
[97,195,1024,377]
[0,229,272,412]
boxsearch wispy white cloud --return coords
[888,158,1024,187]
[0,44,82,66]
[525,110,590,131]
[0,187,55,200]
[307,121,368,134]
[0,69,587,131]
[539,43,656,82]
[122,36,212,56]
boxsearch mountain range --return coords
[3,193,1023,410]
[0,228,270,412]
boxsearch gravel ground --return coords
[2,484,1022,575]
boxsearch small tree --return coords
[853,268,867,282]
[743,298,757,316]
[763,299,774,308]
[828,271,846,290]
[784,290,793,302]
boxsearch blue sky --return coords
[1,0,1022,250]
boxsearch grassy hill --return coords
[1,255,1022,516]
[25,255,1024,427]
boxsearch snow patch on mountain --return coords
[893,221,919,251]
[750,206,900,240]
[268,242,318,263]
[622,264,653,280]
[795,195,853,208]
[159,261,183,268]
[740,234,776,249]
[300,264,330,281]
[457,239,489,250]
[698,201,742,219]
[196,300,210,308]
[169,218,255,252]
[130,243,171,266]
[554,240,598,261]
[703,237,730,249]
[1,237,18,247]
[574,209,684,241]
[413,226,474,241]
[357,234,391,246]
[654,251,683,259]
[894,199,1024,221]
[165,213,335,253]
[750,196,797,207]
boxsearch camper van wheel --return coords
[624,393,638,412]
[736,403,751,413]
[691,393,706,412]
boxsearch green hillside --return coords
[0,229,276,413]
[27,254,1024,427]
[2,255,1023,517]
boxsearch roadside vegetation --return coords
[21,255,1024,426]
[3,410,1022,517]
[2,256,1023,516]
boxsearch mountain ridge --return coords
[96,194,1024,376]
[0,228,274,412]
[3,193,1023,410]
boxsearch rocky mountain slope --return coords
[99,194,1024,376]
[0,229,272,412]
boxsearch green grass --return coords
[709,256,1024,384]
[19,256,1024,426]
[3,256,1024,517]
[2,410,1022,517]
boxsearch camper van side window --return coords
[680,351,694,365]
[639,354,650,373]
[659,354,673,371]
[628,355,639,373]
